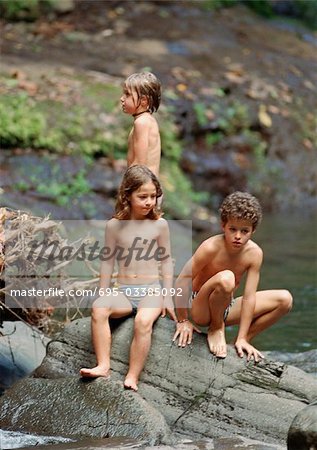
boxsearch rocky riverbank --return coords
[1,317,316,448]
[1,1,317,217]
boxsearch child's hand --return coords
[161,296,177,321]
[235,338,264,362]
[173,320,201,347]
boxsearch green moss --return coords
[0,0,55,21]
[36,170,91,206]
[0,93,47,147]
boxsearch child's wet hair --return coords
[124,72,161,113]
[219,191,262,230]
[115,165,162,220]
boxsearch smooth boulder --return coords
[287,401,317,450]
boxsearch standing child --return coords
[80,165,176,391]
[120,72,161,178]
[173,191,293,361]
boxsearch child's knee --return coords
[134,315,154,334]
[279,290,293,312]
[216,270,235,294]
[91,306,111,322]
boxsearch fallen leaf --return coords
[267,105,280,114]
[225,71,246,84]
[11,69,27,80]
[176,83,187,92]
[303,139,313,150]
[18,80,38,96]
[303,80,315,91]
[258,105,272,127]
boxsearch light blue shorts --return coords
[118,284,161,312]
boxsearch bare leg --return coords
[80,294,132,378]
[226,289,293,340]
[192,270,235,358]
[124,301,162,391]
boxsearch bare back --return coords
[127,113,161,177]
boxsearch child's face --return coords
[120,84,148,115]
[222,218,254,251]
[129,181,157,219]
[120,85,140,115]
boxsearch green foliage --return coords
[160,123,182,162]
[293,0,317,29]
[242,0,274,18]
[161,162,208,218]
[36,170,90,206]
[0,93,47,147]
[0,84,127,158]
[191,100,250,137]
[213,100,251,135]
[0,0,55,21]
[0,71,212,218]
[202,0,237,11]
[201,0,317,28]
[193,102,209,127]
[292,98,317,150]
[243,130,282,197]
[205,132,223,146]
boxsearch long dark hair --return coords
[114,165,163,220]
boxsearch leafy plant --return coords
[0,93,46,147]
[36,170,91,206]
[0,0,55,21]
[213,100,250,135]
[193,102,209,127]
[202,0,237,11]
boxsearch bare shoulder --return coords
[156,217,169,230]
[246,240,263,265]
[195,234,222,258]
[134,114,153,128]
[105,218,120,232]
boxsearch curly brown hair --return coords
[124,72,161,113]
[114,165,163,220]
[219,191,262,230]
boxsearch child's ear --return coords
[221,221,226,231]
[140,95,149,107]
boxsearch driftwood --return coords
[0,208,98,329]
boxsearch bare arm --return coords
[235,248,264,361]
[173,241,212,345]
[175,240,211,319]
[99,221,117,290]
[131,118,150,166]
[157,220,177,321]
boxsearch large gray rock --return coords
[1,317,316,447]
[287,401,317,450]
[0,377,170,445]
[0,321,49,393]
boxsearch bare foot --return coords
[207,328,227,358]
[124,376,138,391]
[80,366,110,379]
